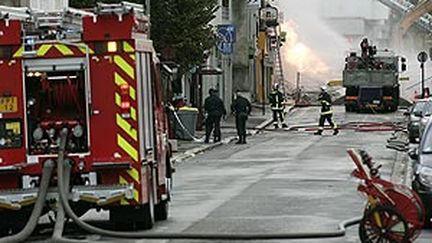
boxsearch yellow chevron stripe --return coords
[119,176,140,204]
[115,93,121,106]
[116,114,138,141]
[123,41,135,52]
[127,167,140,183]
[119,176,130,205]
[114,55,134,79]
[130,54,135,60]
[13,46,23,58]
[132,188,139,202]
[130,107,137,121]
[119,175,128,185]
[37,44,52,56]
[114,72,136,100]
[129,86,136,100]
[54,44,74,55]
[114,72,127,86]
[78,44,95,54]
[117,134,138,162]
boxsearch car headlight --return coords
[32,127,44,141]
[411,121,420,127]
[418,165,432,187]
[72,124,84,138]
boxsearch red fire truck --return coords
[0,2,172,232]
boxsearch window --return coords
[222,0,229,7]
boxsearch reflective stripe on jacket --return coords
[319,92,333,115]
[269,91,284,111]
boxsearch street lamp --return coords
[258,2,278,115]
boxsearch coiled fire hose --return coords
[54,129,362,241]
[0,159,55,243]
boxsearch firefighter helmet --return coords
[273,83,279,90]
[320,85,327,92]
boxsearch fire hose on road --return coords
[287,121,406,133]
[0,129,390,242]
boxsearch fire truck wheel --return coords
[0,210,30,236]
[154,199,169,221]
[109,204,154,231]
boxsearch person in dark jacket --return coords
[314,86,339,135]
[231,90,252,144]
[269,83,288,128]
[204,88,226,143]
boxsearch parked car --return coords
[407,98,432,143]
[419,108,432,140]
[410,117,432,227]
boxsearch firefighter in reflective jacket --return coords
[314,86,339,135]
[269,83,288,128]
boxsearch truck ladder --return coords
[0,6,31,21]
[273,45,286,98]
[95,1,144,16]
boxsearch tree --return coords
[150,0,219,75]
[70,0,218,75]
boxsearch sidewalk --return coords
[170,105,276,163]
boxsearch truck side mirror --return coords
[408,148,419,160]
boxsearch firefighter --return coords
[204,88,226,143]
[231,90,252,144]
[269,83,288,128]
[360,38,369,59]
[314,86,339,135]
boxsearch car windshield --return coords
[413,101,426,113]
[424,102,432,115]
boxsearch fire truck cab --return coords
[0,2,172,232]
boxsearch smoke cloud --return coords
[275,0,350,91]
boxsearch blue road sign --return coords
[217,24,236,55]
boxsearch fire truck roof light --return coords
[107,41,118,53]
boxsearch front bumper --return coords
[0,184,134,210]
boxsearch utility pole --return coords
[259,0,266,115]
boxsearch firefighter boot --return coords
[242,136,247,144]
[333,129,339,136]
[236,136,243,144]
[274,124,279,129]
[282,123,288,128]
[314,130,322,135]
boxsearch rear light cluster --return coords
[30,120,88,154]
[120,83,131,118]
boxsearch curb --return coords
[171,117,274,164]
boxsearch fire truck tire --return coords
[155,199,169,221]
[109,204,154,230]
[0,210,31,236]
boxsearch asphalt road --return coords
[138,106,431,243]
[32,106,432,242]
